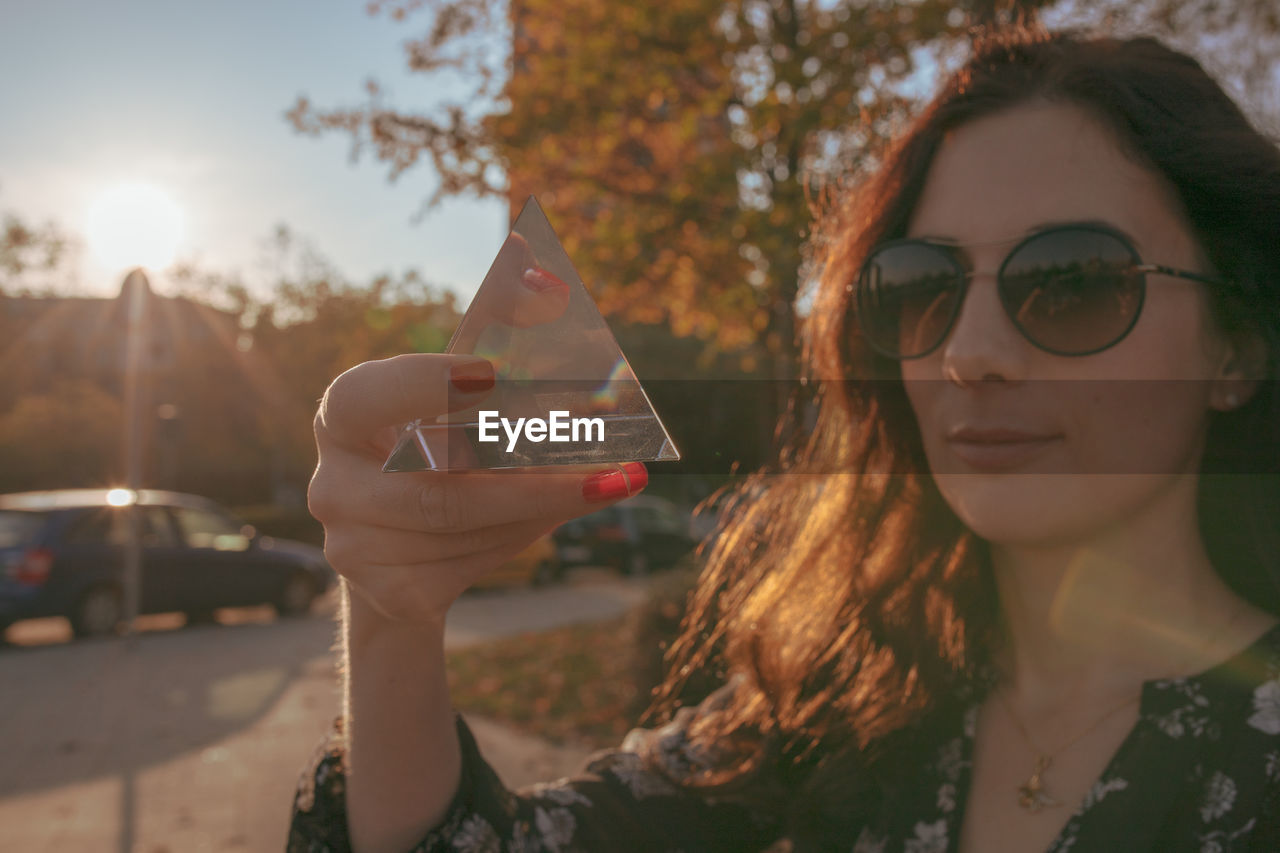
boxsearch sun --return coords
[85,181,185,272]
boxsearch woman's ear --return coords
[1211,329,1269,411]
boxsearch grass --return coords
[446,615,645,750]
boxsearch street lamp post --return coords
[85,182,183,640]
[120,268,151,638]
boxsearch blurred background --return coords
[1,0,1275,850]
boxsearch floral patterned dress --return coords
[288,622,1280,852]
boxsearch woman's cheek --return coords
[1078,379,1208,476]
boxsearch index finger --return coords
[317,353,494,450]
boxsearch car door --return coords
[136,506,191,614]
[581,505,626,567]
[48,508,126,611]
[57,507,185,614]
[167,505,271,610]
[554,517,593,566]
[629,503,695,567]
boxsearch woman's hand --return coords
[307,352,647,627]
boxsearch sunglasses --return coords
[854,222,1223,359]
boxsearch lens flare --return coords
[85,182,185,272]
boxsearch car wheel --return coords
[276,574,316,618]
[72,585,122,639]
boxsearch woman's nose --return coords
[939,272,1030,386]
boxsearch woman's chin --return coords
[933,473,1128,547]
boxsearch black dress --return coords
[287,621,1280,852]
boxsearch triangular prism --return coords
[384,196,681,471]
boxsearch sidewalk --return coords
[0,637,597,853]
[0,574,640,852]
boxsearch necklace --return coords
[995,690,1136,812]
[994,605,1249,813]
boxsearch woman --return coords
[289,23,1280,853]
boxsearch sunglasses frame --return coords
[855,222,1225,360]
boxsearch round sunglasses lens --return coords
[858,243,962,357]
[1000,229,1142,355]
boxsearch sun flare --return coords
[85,181,185,272]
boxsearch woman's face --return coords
[899,100,1240,547]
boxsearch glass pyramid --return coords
[383,196,681,471]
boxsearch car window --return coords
[172,507,251,551]
[64,509,130,546]
[631,505,685,535]
[141,508,180,547]
[585,506,621,527]
[63,508,180,547]
[0,511,46,548]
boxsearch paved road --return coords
[0,570,650,853]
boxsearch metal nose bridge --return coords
[940,269,1030,381]
[948,268,1015,328]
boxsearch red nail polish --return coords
[620,462,648,493]
[522,267,568,292]
[450,363,494,393]
[582,463,648,502]
[582,469,629,502]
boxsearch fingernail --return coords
[582,469,627,502]
[619,462,648,493]
[522,267,568,292]
[582,462,648,502]
[450,361,494,393]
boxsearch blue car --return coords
[0,489,334,638]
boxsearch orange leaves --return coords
[445,617,641,747]
[299,0,1054,369]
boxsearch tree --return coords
[170,226,467,497]
[288,0,1057,381]
[0,380,124,491]
[0,218,467,503]
[1043,0,1280,133]
[291,1,1278,375]
[0,209,77,295]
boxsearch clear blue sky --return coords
[0,0,507,302]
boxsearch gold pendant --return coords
[1017,755,1061,812]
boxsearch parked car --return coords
[552,495,697,576]
[0,488,335,638]
[468,532,562,589]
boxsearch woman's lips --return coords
[944,428,1063,472]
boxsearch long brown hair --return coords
[646,21,1280,833]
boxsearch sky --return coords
[1,0,508,303]
[4,1,1275,307]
